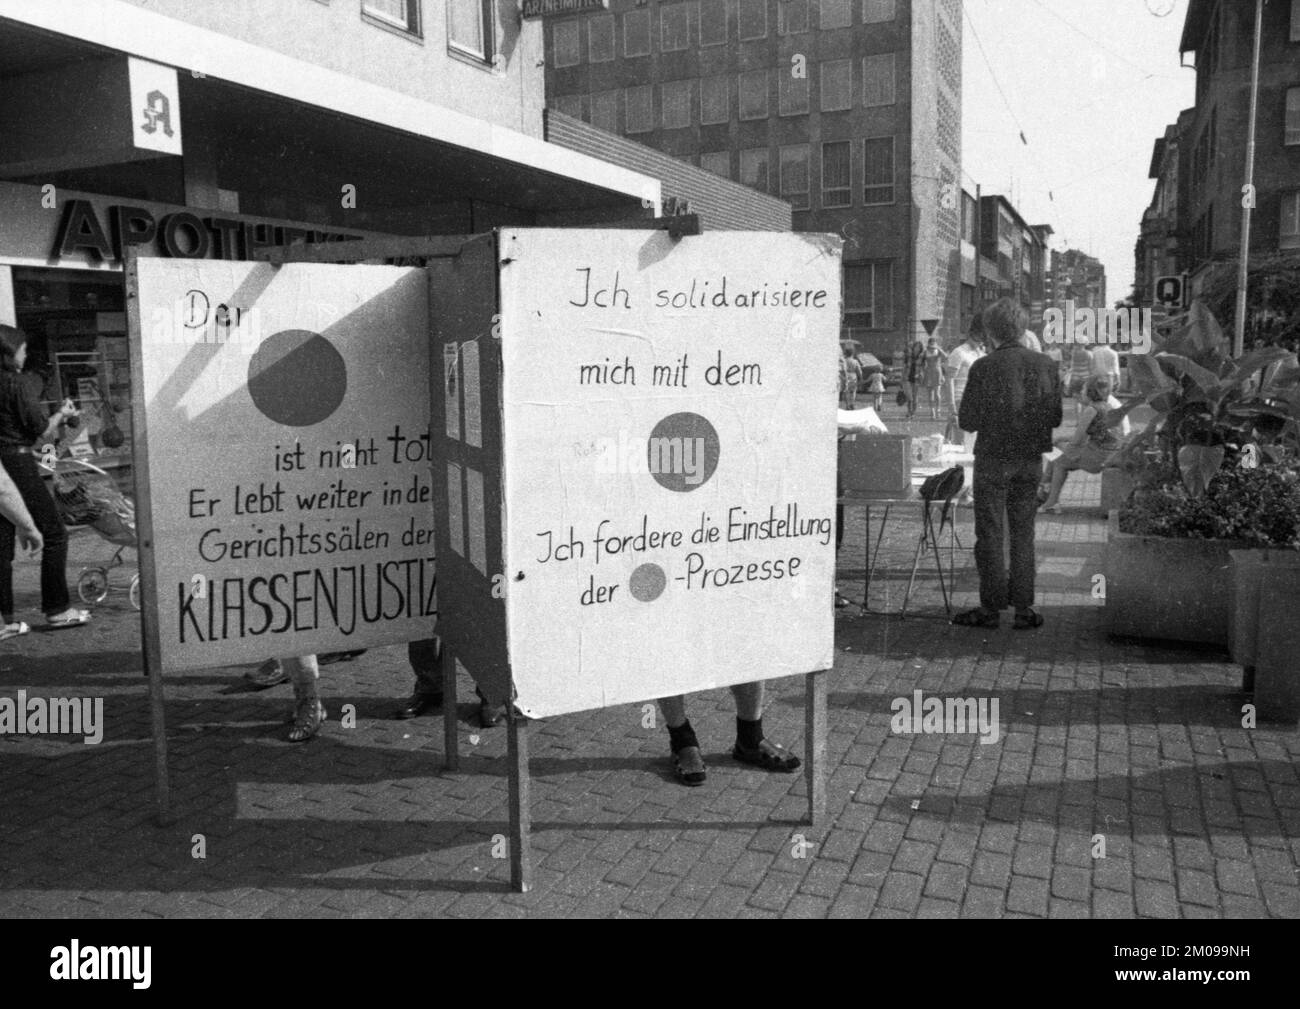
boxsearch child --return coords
[867,369,885,412]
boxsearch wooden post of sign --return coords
[805,670,827,824]
[442,645,459,772]
[123,252,172,825]
[506,702,532,892]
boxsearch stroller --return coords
[36,454,140,610]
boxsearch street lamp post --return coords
[1233,0,1264,359]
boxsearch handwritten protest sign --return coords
[496,229,841,717]
[132,259,433,670]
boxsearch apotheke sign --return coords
[520,0,608,17]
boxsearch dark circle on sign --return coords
[647,411,720,492]
[247,329,347,427]
[629,563,667,602]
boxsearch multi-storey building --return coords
[1134,109,1193,309]
[1050,248,1107,315]
[541,0,964,358]
[1177,0,1300,295]
[973,194,1048,324]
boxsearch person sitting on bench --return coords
[1038,375,1129,514]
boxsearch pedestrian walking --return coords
[867,368,885,412]
[904,340,924,418]
[945,317,986,449]
[841,347,861,409]
[1067,341,1094,420]
[921,337,945,419]
[952,298,1062,630]
[0,324,90,639]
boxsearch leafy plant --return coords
[1120,462,1300,547]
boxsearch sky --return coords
[960,0,1197,304]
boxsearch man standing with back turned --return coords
[952,298,1061,630]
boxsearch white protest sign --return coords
[499,229,841,718]
[133,259,434,670]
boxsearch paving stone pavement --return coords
[1,417,1298,918]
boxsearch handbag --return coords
[895,388,908,407]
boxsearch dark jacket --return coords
[0,370,51,452]
[959,342,1062,460]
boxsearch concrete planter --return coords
[1229,549,1300,722]
[1104,511,1249,647]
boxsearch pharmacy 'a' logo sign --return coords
[1154,274,1185,309]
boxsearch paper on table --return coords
[837,407,888,436]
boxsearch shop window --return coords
[819,0,851,30]
[739,0,766,40]
[624,8,652,56]
[626,84,654,133]
[820,58,852,111]
[740,147,770,191]
[1287,87,1300,146]
[701,74,730,124]
[588,14,615,62]
[779,143,810,210]
[863,0,894,23]
[701,151,732,177]
[779,72,809,116]
[591,90,620,132]
[1282,191,1300,249]
[701,0,728,45]
[739,69,769,119]
[661,2,695,51]
[662,80,693,129]
[843,261,893,329]
[366,0,421,36]
[779,0,809,35]
[553,19,581,67]
[863,135,894,205]
[822,141,851,208]
[863,52,895,106]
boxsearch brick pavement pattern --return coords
[1,412,1297,918]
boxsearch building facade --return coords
[973,194,1048,328]
[1050,248,1107,315]
[541,0,964,358]
[1134,110,1193,310]
[1177,0,1300,295]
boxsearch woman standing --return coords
[904,340,924,418]
[0,324,90,637]
[921,337,945,420]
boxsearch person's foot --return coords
[245,658,289,689]
[43,608,90,629]
[732,738,801,772]
[835,591,852,609]
[478,690,505,728]
[287,698,326,742]
[952,606,1000,628]
[393,692,442,719]
[673,745,707,786]
[1013,608,1044,630]
[319,650,367,665]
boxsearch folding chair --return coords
[901,465,965,618]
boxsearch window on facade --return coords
[701,151,732,178]
[820,58,852,111]
[624,9,651,56]
[550,94,583,120]
[661,2,693,51]
[626,85,653,132]
[780,144,810,210]
[779,72,809,115]
[739,69,769,119]
[591,90,619,132]
[588,14,614,62]
[1292,0,1300,42]
[739,0,767,39]
[740,147,770,191]
[843,262,892,329]
[862,0,895,23]
[822,141,851,208]
[1282,191,1300,249]
[779,0,809,34]
[819,0,851,30]
[701,74,730,124]
[1287,87,1300,145]
[863,136,894,204]
[367,0,421,35]
[701,0,727,44]
[553,20,580,67]
[662,79,693,129]
[448,0,495,57]
[863,53,896,106]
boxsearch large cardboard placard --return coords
[133,259,434,670]
[498,229,841,717]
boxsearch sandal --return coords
[952,607,1000,628]
[287,698,326,742]
[0,621,30,641]
[732,738,801,773]
[43,609,90,630]
[1013,608,1044,630]
[672,745,707,786]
